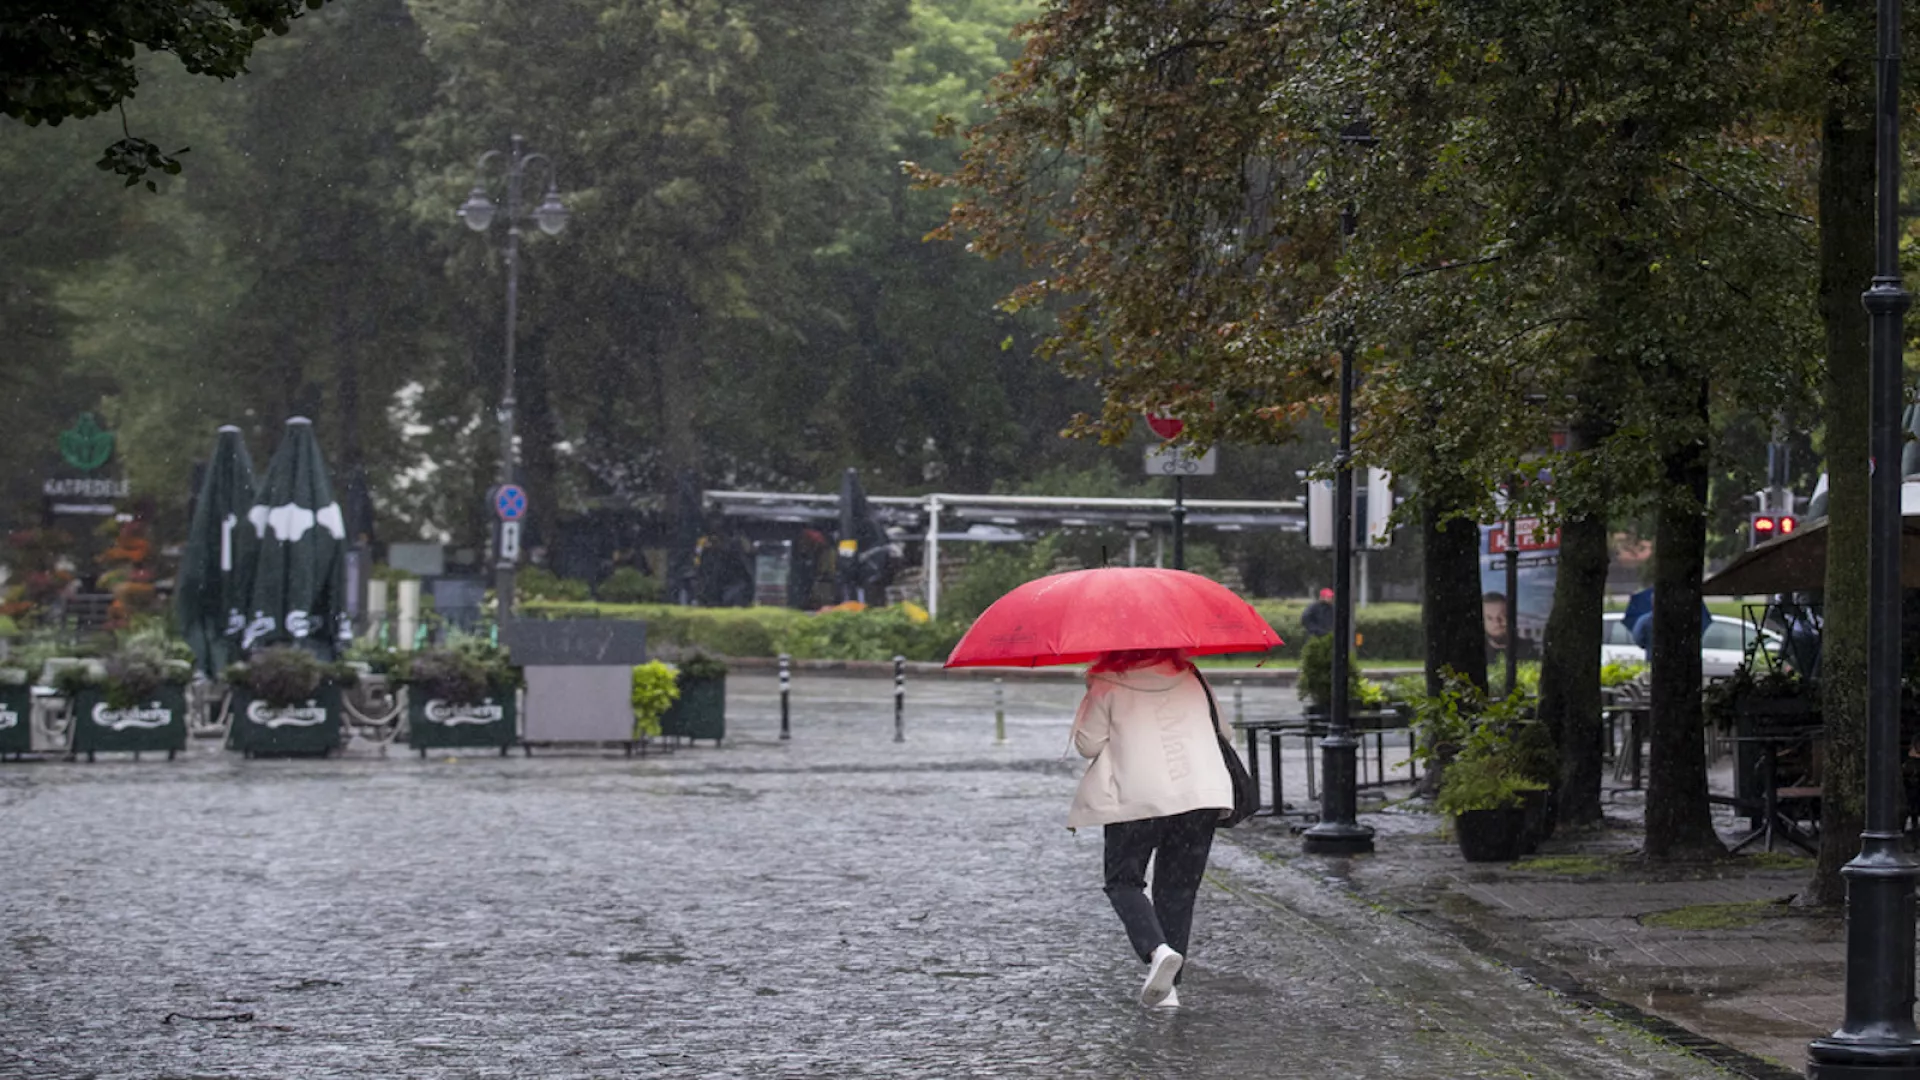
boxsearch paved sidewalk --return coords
[0,673,1754,1078]
[1234,792,1841,1078]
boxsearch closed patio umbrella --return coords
[176,426,255,676]
[238,417,351,659]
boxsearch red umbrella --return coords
[944,567,1283,668]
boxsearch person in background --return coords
[1301,587,1335,638]
[1069,648,1235,1009]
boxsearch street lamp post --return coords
[1302,176,1377,855]
[458,135,570,629]
[1806,2,1920,1075]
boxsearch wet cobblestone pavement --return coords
[2,674,1741,1078]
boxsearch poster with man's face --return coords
[1479,524,1558,657]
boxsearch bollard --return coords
[1233,679,1244,727]
[893,655,906,743]
[994,677,1006,744]
[779,654,791,740]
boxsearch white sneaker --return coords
[1154,986,1180,1009]
[1140,944,1183,1006]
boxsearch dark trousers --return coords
[1103,809,1217,981]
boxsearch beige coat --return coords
[1067,661,1235,829]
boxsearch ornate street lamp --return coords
[457,135,570,628]
[1806,3,1920,1076]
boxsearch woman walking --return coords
[1069,648,1235,1009]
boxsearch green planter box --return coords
[228,685,343,757]
[69,686,189,758]
[662,675,725,744]
[405,690,517,754]
[0,685,29,757]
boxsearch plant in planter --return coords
[631,661,679,739]
[1438,721,1549,863]
[59,638,193,759]
[224,645,354,756]
[661,651,728,744]
[394,638,521,753]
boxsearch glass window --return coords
[1603,618,1638,646]
[1702,621,1744,651]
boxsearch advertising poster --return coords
[1479,518,1559,663]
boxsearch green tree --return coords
[939,0,1819,850]
[1,0,336,186]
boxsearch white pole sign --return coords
[1143,446,1218,476]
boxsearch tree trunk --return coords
[1415,468,1489,799]
[1537,412,1612,831]
[1643,379,1724,860]
[1808,50,1874,903]
[1420,473,1489,698]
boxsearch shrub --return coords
[631,660,679,737]
[64,637,192,708]
[778,607,965,662]
[1601,660,1647,688]
[1246,600,1424,661]
[597,567,660,604]
[1298,634,1366,709]
[941,537,1061,624]
[677,651,729,681]
[226,646,329,707]
[394,637,518,704]
[517,566,591,603]
[1436,753,1546,816]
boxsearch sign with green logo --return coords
[58,414,114,472]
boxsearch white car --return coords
[1601,614,1780,680]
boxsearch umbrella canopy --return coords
[945,567,1283,668]
[1702,514,1920,595]
[238,417,351,658]
[176,426,256,676]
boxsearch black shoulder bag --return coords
[1192,665,1259,828]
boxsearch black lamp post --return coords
[1302,139,1377,854]
[458,135,570,629]
[1805,2,1920,1075]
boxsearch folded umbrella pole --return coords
[944,567,1282,669]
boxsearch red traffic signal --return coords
[1748,513,1798,547]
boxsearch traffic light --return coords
[1749,513,1798,548]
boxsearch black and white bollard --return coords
[994,677,1006,744]
[779,653,791,740]
[893,655,906,743]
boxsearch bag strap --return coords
[1190,662,1225,738]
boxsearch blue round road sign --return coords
[494,484,528,521]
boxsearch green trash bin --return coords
[228,684,343,757]
[0,684,31,759]
[69,686,189,760]
[406,691,517,755]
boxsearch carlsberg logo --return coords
[0,706,18,731]
[424,700,502,726]
[246,700,328,728]
[92,703,174,731]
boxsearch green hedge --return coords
[1247,600,1423,661]
[519,598,1425,663]
[518,602,962,662]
